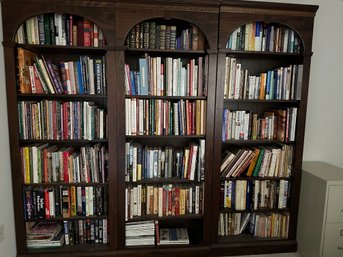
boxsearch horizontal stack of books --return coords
[125,220,157,246]
[26,221,64,249]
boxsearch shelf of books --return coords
[213,21,304,245]
[122,18,209,248]
[15,13,110,251]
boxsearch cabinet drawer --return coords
[323,223,343,257]
[327,186,343,223]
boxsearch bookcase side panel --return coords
[3,45,27,254]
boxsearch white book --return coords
[180,67,186,96]
[103,219,108,243]
[234,63,241,99]
[88,186,94,216]
[253,180,260,210]
[47,189,54,218]
[234,213,241,235]
[195,185,200,214]
[278,180,285,208]
[133,186,138,216]
[132,144,137,182]
[131,98,137,135]
[172,59,179,96]
[156,57,161,96]
[125,188,128,221]
[125,99,131,135]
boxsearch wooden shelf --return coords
[17,93,107,100]
[220,177,291,181]
[127,214,203,222]
[219,208,290,213]
[125,95,207,100]
[222,140,295,145]
[125,47,206,55]
[25,215,108,222]
[126,178,203,184]
[22,182,109,186]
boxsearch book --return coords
[17,47,38,93]
[159,228,189,245]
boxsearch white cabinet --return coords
[297,161,343,257]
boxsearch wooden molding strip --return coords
[221,6,316,18]
[116,2,219,13]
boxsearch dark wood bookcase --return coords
[1,0,317,256]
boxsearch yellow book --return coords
[195,100,201,135]
[24,146,31,184]
[70,186,77,216]
[246,148,260,177]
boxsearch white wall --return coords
[255,0,343,168]
[0,1,343,256]
[0,4,17,257]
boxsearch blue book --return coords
[76,61,85,94]
[139,58,149,95]
[266,70,271,99]
[130,71,136,95]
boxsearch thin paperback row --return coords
[220,144,293,178]
[18,100,107,140]
[18,48,106,94]
[227,22,301,53]
[222,108,297,142]
[125,140,205,182]
[220,179,290,210]
[218,211,289,238]
[23,185,108,220]
[21,144,108,184]
[125,55,207,96]
[125,183,203,221]
[126,21,205,50]
[224,56,303,100]
[125,99,206,136]
[16,13,106,47]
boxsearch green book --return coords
[252,148,265,177]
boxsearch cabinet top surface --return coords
[302,161,343,182]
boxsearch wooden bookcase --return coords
[1,0,318,257]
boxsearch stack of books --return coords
[125,220,156,246]
[26,221,64,249]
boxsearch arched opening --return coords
[125,18,208,51]
[227,22,303,53]
[15,13,107,47]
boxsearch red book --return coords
[69,15,73,46]
[90,23,94,47]
[162,187,167,216]
[63,147,74,183]
[44,188,50,219]
[52,101,57,139]
[83,19,91,47]
[33,65,44,94]
[77,19,84,46]
[174,187,180,216]
[168,186,172,215]
[191,101,195,135]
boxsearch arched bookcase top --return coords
[15,13,107,47]
[125,18,208,51]
[227,22,303,54]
